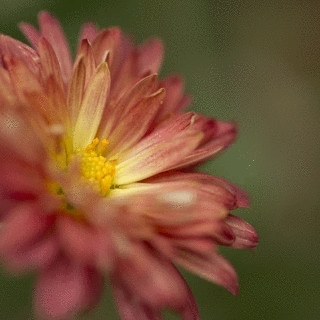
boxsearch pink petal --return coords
[112,282,162,320]
[38,11,73,84]
[91,27,122,68]
[99,73,157,140]
[157,75,191,117]
[112,244,199,319]
[208,176,250,208]
[174,251,239,295]
[170,121,237,170]
[57,216,116,271]
[37,38,64,91]
[144,171,238,209]
[78,22,98,44]
[0,111,45,166]
[115,130,203,184]
[119,112,197,161]
[74,39,96,88]
[2,235,59,273]
[136,39,164,75]
[0,204,53,256]
[107,88,165,155]
[34,259,103,320]
[0,35,40,74]
[19,22,41,48]
[225,214,259,248]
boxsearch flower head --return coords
[0,11,258,320]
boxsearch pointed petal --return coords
[19,22,41,48]
[38,11,73,83]
[73,62,111,148]
[37,37,64,91]
[108,88,165,155]
[98,73,158,139]
[3,53,42,104]
[145,171,241,209]
[170,121,237,169]
[120,112,197,161]
[207,176,250,208]
[74,39,96,87]
[91,27,122,67]
[174,251,239,295]
[115,130,203,185]
[67,56,86,125]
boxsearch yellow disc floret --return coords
[75,138,117,196]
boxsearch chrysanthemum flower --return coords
[0,11,258,320]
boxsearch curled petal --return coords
[225,214,258,248]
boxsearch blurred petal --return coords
[34,259,103,320]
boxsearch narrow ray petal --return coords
[174,252,239,295]
[108,88,165,155]
[67,57,86,125]
[98,73,158,139]
[73,62,111,148]
[115,131,203,184]
[38,11,73,83]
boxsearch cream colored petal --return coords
[72,62,110,149]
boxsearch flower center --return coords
[75,138,117,196]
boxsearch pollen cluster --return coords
[76,138,117,196]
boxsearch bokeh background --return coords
[1,0,320,319]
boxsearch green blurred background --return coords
[1,0,320,319]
